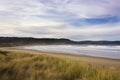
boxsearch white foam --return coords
[24,45,120,59]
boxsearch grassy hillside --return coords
[0,37,120,47]
[0,37,73,47]
[0,50,120,80]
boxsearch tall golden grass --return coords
[0,50,120,80]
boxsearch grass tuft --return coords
[0,50,9,56]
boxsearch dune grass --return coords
[0,50,120,80]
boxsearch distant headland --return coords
[0,37,120,47]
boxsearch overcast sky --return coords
[0,0,120,40]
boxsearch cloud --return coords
[0,0,120,40]
[1,22,119,40]
[66,0,120,18]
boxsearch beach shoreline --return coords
[0,47,120,69]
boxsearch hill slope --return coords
[0,37,120,47]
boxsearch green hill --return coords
[0,37,120,47]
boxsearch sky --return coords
[0,0,120,41]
